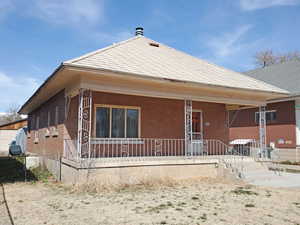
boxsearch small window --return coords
[95,105,140,138]
[36,116,40,129]
[255,110,276,124]
[30,115,35,130]
[47,111,51,127]
[55,106,59,125]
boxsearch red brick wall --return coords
[193,101,228,143]
[229,101,296,148]
[91,91,229,142]
[27,91,65,158]
[27,90,230,158]
[64,95,78,140]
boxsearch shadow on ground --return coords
[0,157,37,183]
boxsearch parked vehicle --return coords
[9,127,27,156]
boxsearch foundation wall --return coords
[60,159,218,185]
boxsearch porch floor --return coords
[62,155,255,169]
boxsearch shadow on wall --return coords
[0,157,37,184]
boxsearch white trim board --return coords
[80,82,265,106]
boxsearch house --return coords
[0,118,27,156]
[229,60,300,161]
[19,28,288,184]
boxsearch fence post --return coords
[59,156,62,181]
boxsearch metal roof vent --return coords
[135,27,144,36]
[149,42,159,47]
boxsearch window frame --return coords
[255,110,277,124]
[94,104,141,139]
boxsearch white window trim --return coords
[94,104,141,138]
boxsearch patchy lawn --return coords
[2,179,300,225]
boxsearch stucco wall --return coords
[61,160,218,185]
[0,130,17,155]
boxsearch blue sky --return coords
[0,0,300,112]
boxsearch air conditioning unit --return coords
[51,127,59,137]
[45,129,51,138]
[34,131,39,144]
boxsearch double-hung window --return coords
[95,105,140,138]
[255,110,277,124]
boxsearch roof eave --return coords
[63,63,290,97]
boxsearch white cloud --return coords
[240,0,300,10]
[199,25,268,71]
[207,25,252,57]
[28,0,104,27]
[0,72,40,112]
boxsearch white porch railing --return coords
[63,138,270,179]
[63,138,235,162]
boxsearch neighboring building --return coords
[230,60,300,154]
[18,30,288,183]
[0,118,27,155]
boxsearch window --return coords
[95,105,140,138]
[31,115,35,130]
[55,106,59,125]
[47,111,51,127]
[36,116,40,129]
[255,110,276,124]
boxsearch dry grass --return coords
[72,177,180,194]
[70,176,238,194]
[3,178,300,225]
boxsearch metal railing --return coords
[63,138,266,179]
[63,138,233,161]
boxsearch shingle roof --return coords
[245,60,300,95]
[64,35,288,94]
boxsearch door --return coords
[191,111,204,155]
[192,111,203,140]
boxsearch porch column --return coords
[259,106,267,158]
[184,99,193,156]
[77,89,92,159]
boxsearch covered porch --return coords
[63,87,266,163]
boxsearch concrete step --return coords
[241,161,300,188]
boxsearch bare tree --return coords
[255,50,277,67]
[0,105,23,125]
[255,50,300,68]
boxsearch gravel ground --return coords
[2,179,300,225]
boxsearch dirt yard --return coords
[1,179,300,225]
